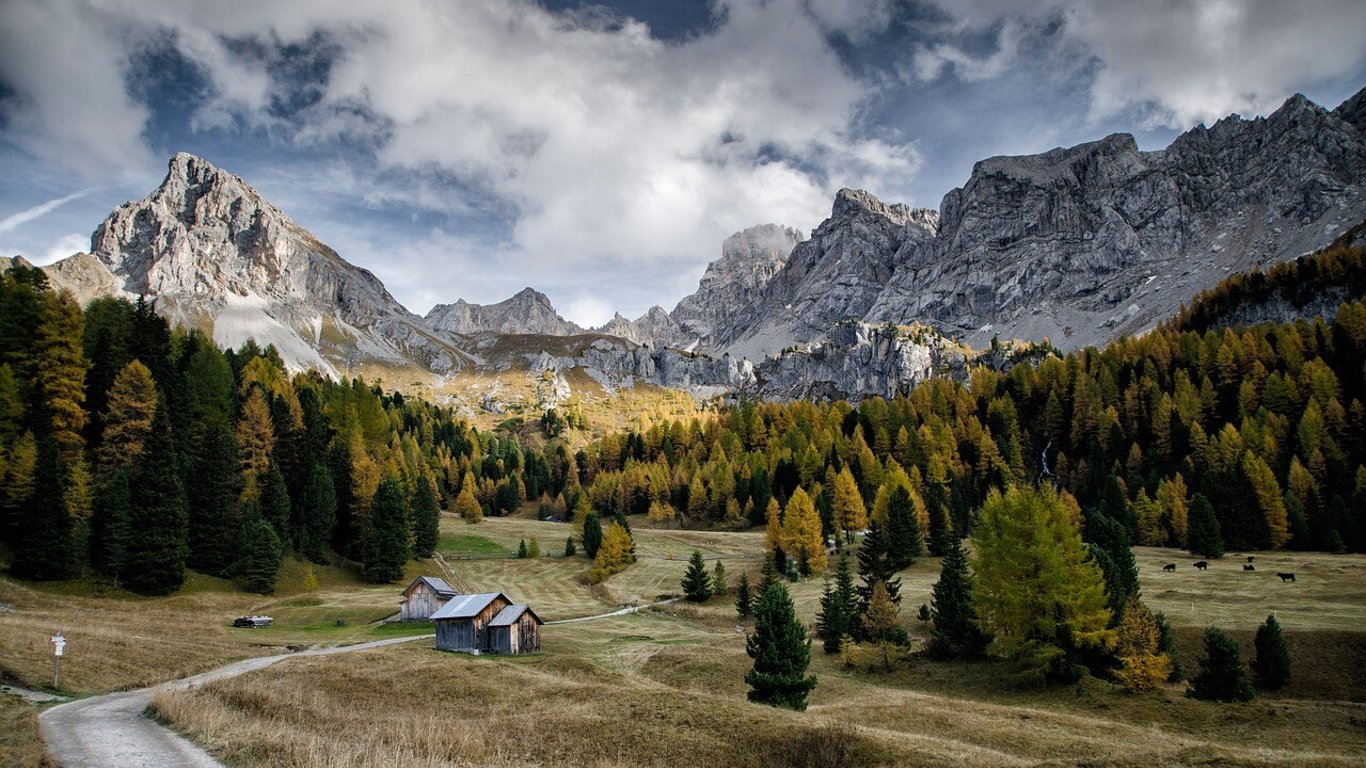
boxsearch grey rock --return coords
[426,287,583,336]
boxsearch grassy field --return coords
[6,510,1366,767]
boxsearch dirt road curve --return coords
[39,634,432,768]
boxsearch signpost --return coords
[50,632,65,689]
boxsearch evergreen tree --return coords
[238,506,282,594]
[862,580,903,670]
[360,477,410,583]
[929,536,986,658]
[886,485,922,569]
[1085,512,1140,621]
[1187,493,1224,558]
[856,522,901,613]
[927,498,951,556]
[261,460,292,547]
[1113,598,1172,692]
[682,549,712,601]
[815,554,858,653]
[1189,627,1255,702]
[564,536,576,557]
[411,477,439,558]
[296,462,336,563]
[124,402,189,595]
[758,551,780,595]
[35,290,87,462]
[518,538,528,558]
[185,419,242,575]
[329,441,358,554]
[0,431,37,545]
[711,560,728,596]
[1154,611,1184,683]
[91,468,132,581]
[1251,614,1291,690]
[582,511,603,558]
[735,571,753,619]
[9,437,73,580]
[745,583,818,710]
[972,486,1114,685]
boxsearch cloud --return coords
[911,20,1022,82]
[0,189,94,235]
[34,233,89,266]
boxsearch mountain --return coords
[426,287,583,336]
[662,89,1366,356]
[47,152,467,375]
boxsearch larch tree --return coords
[832,466,867,544]
[1243,452,1289,549]
[782,487,827,575]
[236,386,275,496]
[972,485,1114,685]
[35,289,87,462]
[95,359,156,481]
[360,477,410,583]
[1113,598,1172,692]
[862,580,903,670]
[745,583,817,710]
[455,481,482,523]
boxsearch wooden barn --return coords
[400,576,459,621]
[487,604,543,655]
[432,592,511,652]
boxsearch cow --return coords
[1243,564,1255,571]
[1193,561,1209,570]
[1277,572,1296,582]
[1247,555,1255,563]
[1162,563,1176,572]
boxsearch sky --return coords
[1,1,1364,327]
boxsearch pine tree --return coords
[95,359,156,481]
[886,485,921,569]
[582,511,603,558]
[124,401,188,595]
[682,549,712,601]
[91,468,132,581]
[296,462,336,563]
[929,536,986,658]
[261,460,292,547]
[735,571,753,619]
[815,554,858,653]
[711,560,728,596]
[1,431,37,545]
[972,486,1114,685]
[411,476,439,558]
[862,580,903,670]
[745,583,817,710]
[185,419,242,575]
[927,498,951,556]
[564,536,576,557]
[856,522,901,614]
[1189,627,1255,701]
[1113,598,1172,692]
[1251,614,1291,690]
[1187,493,1224,558]
[9,437,73,580]
[238,506,282,594]
[361,477,410,583]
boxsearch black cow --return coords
[1277,572,1296,582]
[1194,561,1209,570]
[1162,563,1176,572]
[1243,564,1255,571]
[1247,555,1255,563]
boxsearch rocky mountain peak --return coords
[832,187,913,226]
[425,287,582,337]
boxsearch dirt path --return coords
[545,596,683,624]
[39,634,431,768]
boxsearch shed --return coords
[487,604,543,655]
[432,592,511,652]
[400,576,459,621]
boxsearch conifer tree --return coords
[832,466,867,544]
[1154,610,1184,682]
[518,538,528,558]
[1251,614,1291,690]
[1085,512,1140,620]
[95,359,156,481]
[1187,493,1224,558]
[35,290,87,462]
[758,551,780,594]
[411,476,439,558]
[856,522,901,613]
[454,481,482,523]
[862,580,903,670]
[682,549,712,601]
[185,419,242,575]
[782,487,827,575]
[361,477,410,583]
[564,536,576,557]
[328,441,357,554]
[238,505,282,594]
[816,554,858,653]
[124,402,188,595]
[735,571,753,619]
[886,485,922,569]
[1113,598,1172,691]
[1,431,37,545]
[929,536,986,658]
[712,560,728,596]
[582,511,603,558]
[745,583,817,710]
[296,461,336,563]
[972,485,1114,685]
[261,460,292,547]
[927,500,951,556]
[236,386,275,491]
[91,468,132,581]
[10,437,73,580]
[1189,627,1254,701]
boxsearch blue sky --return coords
[2,0,1364,327]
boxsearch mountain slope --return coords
[425,287,583,336]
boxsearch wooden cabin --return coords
[432,592,511,652]
[487,604,543,655]
[400,576,459,621]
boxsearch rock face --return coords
[668,224,804,350]
[593,305,679,346]
[426,287,583,336]
[71,153,465,374]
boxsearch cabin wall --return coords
[489,626,513,655]
[435,618,476,650]
[517,614,540,653]
[402,583,449,621]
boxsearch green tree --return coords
[682,549,712,601]
[815,554,858,654]
[360,477,410,583]
[527,536,540,558]
[862,580,903,670]
[261,460,292,547]
[90,468,132,581]
[1187,493,1224,559]
[9,437,73,580]
[972,486,1114,685]
[1085,512,1140,621]
[1154,611,1184,682]
[564,536,576,557]
[411,477,439,558]
[582,511,603,558]
[296,462,336,563]
[886,485,922,569]
[856,522,901,616]
[1188,627,1255,701]
[1113,598,1172,692]
[929,536,986,658]
[518,538,528,558]
[35,290,87,462]
[238,506,282,594]
[712,560,728,596]
[124,402,189,595]
[735,571,753,619]
[185,419,242,575]
[1251,614,1291,690]
[745,583,818,710]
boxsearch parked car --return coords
[232,615,273,628]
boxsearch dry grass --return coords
[0,695,54,768]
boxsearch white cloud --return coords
[35,233,90,266]
[563,294,615,329]
[911,20,1022,82]
[0,189,94,234]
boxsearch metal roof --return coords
[488,604,542,627]
[430,592,506,620]
[403,576,458,598]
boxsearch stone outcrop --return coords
[426,287,583,337]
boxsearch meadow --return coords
[5,513,1365,767]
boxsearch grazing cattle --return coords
[1243,564,1255,571]
[1193,561,1209,570]
[1162,563,1176,571]
[1247,555,1255,563]
[1277,572,1296,582]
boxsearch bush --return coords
[1188,627,1254,702]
